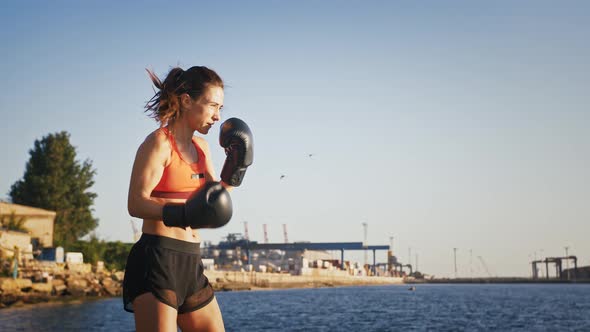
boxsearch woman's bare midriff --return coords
[141,197,201,243]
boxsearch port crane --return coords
[243,221,249,241]
[478,256,492,278]
[283,224,289,243]
[263,224,269,243]
[130,220,141,242]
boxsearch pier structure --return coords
[218,239,390,274]
[531,256,578,280]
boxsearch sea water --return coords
[0,284,589,331]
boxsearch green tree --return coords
[103,241,133,271]
[9,131,98,248]
[69,238,132,271]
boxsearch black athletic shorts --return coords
[123,233,215,313]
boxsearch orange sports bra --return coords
[151,127,209,199]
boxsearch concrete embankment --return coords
[205,270,404,291]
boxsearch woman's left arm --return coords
[199,137,234,192]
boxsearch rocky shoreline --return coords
[0,260,123,309]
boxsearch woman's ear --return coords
[180,93,192,110]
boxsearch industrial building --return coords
[201,233,410,277]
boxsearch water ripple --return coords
[0,284,588,331]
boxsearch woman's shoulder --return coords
[193,135,211,152]
[140,128,172,155]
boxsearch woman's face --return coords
[184,85,224,135]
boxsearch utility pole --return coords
[389,236,394,253]
[534,249,544,277]
[408,247,411,267]
[243,221,249,241]
[283,224,289,243]
[453,248,458,278]
[565,246,570,280]
[130,220,140,242]
[263,224,269,244]
[416,253,419,273]
[470,249,473,279]
[362,222,368,266]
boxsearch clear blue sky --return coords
[1,1,588,277]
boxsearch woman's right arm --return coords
[127,132,169,220]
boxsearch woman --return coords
[123,66,253,331]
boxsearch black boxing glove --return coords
[162,181,233,229]
[219,118,254,187]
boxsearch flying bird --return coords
[280,174,286,180]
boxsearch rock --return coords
[31,282,53,294]
[53,284,67,295]
[15,279,33,291]
[67,263,92,274]
[22,294,50,304]
[104,284,120,296]
[111,271,124,282]
[67,277,88,288]
[94,261,105,274]
[0,293,19,306]
[68,288,86,297]
[101,277,121,296]
[67,277,89,296]
[0,278,34,294]
[213,281,252,292]
[87,286,101,297]
[10,300,24,307]
[0,278,21,295]
[51,279,65,287]
[32,271,44,283]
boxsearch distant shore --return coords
[4,270,589,310]
[410,277,590,284]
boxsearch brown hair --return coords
[145,66,224,125]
